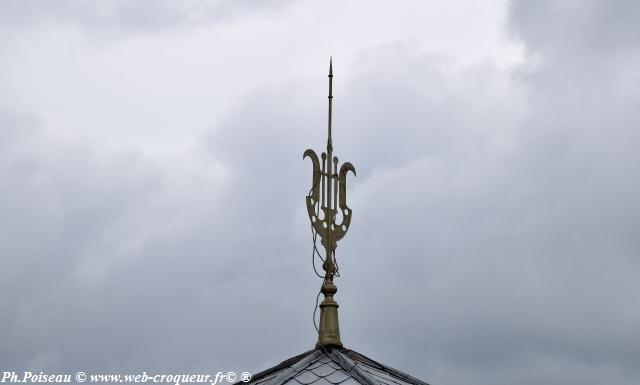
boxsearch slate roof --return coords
[238,347,429,385]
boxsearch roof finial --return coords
[328,57,333,152]
[303,58,356,348]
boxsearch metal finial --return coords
[303,58,356,348]
[328,57,333,152]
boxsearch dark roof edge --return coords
[340,349,430,385]
[235,348,317,385]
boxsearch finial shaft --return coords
[328,57,333,152]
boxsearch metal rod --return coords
[321,153,326,213]
[328,57,333,152]
[333,159,338,221]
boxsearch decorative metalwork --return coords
[304,58,356,347]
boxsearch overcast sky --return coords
[1,1,640,384]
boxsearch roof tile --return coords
[294,371,319,385]
[311,363,336,378]
[325,370,350,384]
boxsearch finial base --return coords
[316,281,343,347]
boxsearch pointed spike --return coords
[327,57,333,151]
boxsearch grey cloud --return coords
[0,0,292,35]
[507,0,640,79]
[508,0,640,53]
[0,100,316,373]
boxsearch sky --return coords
[1,1,639,384]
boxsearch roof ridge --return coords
[339,350,430,385]
[234,348,317,385]
[324,348,379,385]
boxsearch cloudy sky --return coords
[1,1,639,384]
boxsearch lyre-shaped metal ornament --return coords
[304,58,355,348]
[303,58,356,279]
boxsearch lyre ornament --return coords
[304,58,355,348]
[303,58,356,280]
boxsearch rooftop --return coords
[241,347,429,385]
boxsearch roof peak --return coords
[238,346,430,385]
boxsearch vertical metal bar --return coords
[333,159,338,223]
[321,153,326,213]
